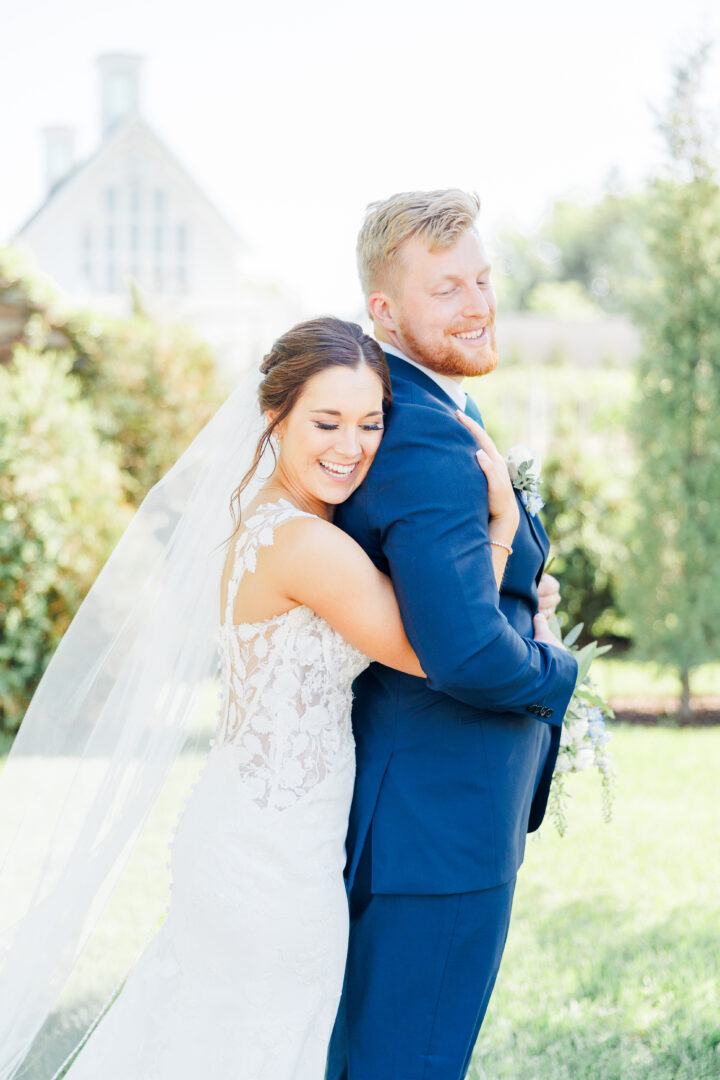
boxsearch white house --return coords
[15,53,299,376]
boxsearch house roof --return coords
[15,116,244,250]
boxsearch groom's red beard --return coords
[395,318,499,378]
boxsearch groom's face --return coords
[376,229,498,378]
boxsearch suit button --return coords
[527,704,538,715]
[543,707,553,718]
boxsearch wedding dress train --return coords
[65,500,368,1080]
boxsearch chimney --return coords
[42,126,76,193]
[97,52,144,139]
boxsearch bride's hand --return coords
[456,410,520,538]
[532,611,566,649]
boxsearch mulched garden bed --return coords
[610,696,720,726]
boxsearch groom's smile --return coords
[451,325,489,343]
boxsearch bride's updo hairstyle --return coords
[229,316,391,529]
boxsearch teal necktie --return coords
[464,394,485,429]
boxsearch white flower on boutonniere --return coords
[505,444,544,515]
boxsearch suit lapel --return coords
[384,351,549,570]
[520,497,550,572]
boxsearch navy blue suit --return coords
[327,353,578,1079]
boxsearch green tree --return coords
[622,44,720,718]
[494,187,651,315]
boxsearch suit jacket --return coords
[333,352,578,894]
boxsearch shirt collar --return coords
[380,344,468,411]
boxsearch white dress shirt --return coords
[380,344,468,411]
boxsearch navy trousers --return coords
[326,836,517,1080]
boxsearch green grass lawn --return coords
[1,724,718,1079]
[470,724,720,1080]
[592,660,720,701]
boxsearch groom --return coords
[328,190,578,1079]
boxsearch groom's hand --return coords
[537,573,561,617]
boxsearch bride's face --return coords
[270,363,385,511]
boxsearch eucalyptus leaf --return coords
[563,622,584,648]
[573,642,596,685]
[575,688,608,708]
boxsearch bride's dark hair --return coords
[229,316,392,531]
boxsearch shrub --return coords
[0,251,226,734]
[541,434,631,648]
[1,246,226,503]
[64,314,225,497]
[0,348,130,731]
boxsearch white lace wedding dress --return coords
[65,499,368,1080]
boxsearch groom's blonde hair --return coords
[357,188,481,302]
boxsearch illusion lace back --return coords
[65,500,369,1080]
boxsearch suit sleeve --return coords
[369,404,577,727]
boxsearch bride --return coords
[0,315,546,1079]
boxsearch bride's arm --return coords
[270,517,425,678]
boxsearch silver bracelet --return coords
[490,539,513,556]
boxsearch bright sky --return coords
[1,0,718,315]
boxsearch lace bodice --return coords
[215,500,369,811]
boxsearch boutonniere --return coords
[505,444,544,515]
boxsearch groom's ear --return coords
[368,292,398,334]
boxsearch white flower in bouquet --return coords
[505,444,544,515]
[567,716,589,742]
[545,616,616,837]
[572,745,595,771]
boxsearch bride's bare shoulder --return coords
[271,511,346,554]
[268,510,366,575]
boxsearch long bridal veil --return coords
[0,366,267,1079]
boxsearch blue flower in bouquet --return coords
[588,709,610,745]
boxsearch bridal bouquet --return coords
[505,445,616,836]
[546,614,616,837]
